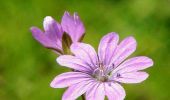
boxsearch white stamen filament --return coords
[93,62,116,82]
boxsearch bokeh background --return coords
[0,0,170,100]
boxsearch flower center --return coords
[92,62,114,82]
[93,68,108,82]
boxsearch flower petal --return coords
[57,55,92,72]
[30,27,61,50]
[61,11,85,42]
[43,16,63,47]
[86,83,105,100]
[62,80,94,100]
[71,43,98,69]
[98,32,119,65]
[113,56,153,73]
[50,72,92,88]
[110,36,137,66]
[114,72,149,83]
[104,82,125,100]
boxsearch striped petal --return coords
[110,36,137,66]
[98,32,119,66]
[86,83,105,100]
[57,55,92,72]
[50,72,92,88]
[114,72,149,83]
[113,56,153,73]
[71,43,98,69]
[62,80,94,100]
[61,11,85,42]
[104,82,125,100]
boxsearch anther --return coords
[112,63,115,68]
[117,73,121,78]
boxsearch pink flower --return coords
[30,11,85,55]
[50,32,153,100]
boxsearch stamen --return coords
[105,63,115,75]
[93,60,111,82]
[108,83,112,86]
[93,68,108,82]
[107,63,115,73]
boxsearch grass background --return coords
[0,0,170,100]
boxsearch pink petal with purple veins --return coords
[61,11,85,42]
[110,36,137,66]
[43,16,63,48]
[113,56,153,73]
[31,27,61,50]
[62,80,94,100]
[71,43,98,69]
[104,82,125,100]
[57,55,92,72]
[98,32,119,66]
[50,72,92,88]
[86,83,105,100]
[114,71,149,83]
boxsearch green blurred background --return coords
[0,0,170,100]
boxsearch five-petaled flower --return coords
[30,11,85,55]
[50,33,153,100]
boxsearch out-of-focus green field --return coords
[0,0,170,100]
